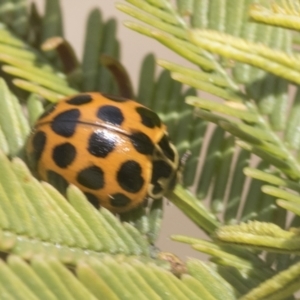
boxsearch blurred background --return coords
[31,0,207,261]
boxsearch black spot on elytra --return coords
[31,131,46,162]
[77,165,104,190]
[110,193,131,207]
[102,93,128,102]
[84,192,100,209]
[136,106,161,128]
[47,170,69,194]
[129,132,154,155]
[117,160,144,193]
[88,130,116,158]
[51,109,80,137]
[158,135,175,162]
[97,105,124,126]
[52,142,76,168]
[66,94,92,105]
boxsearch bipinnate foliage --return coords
[0,0,299,299]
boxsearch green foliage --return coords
[117,0,300,299]
[0,0,299,299]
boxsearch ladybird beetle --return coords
[26,93,180,213]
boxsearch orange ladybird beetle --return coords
[26,93,180,213]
